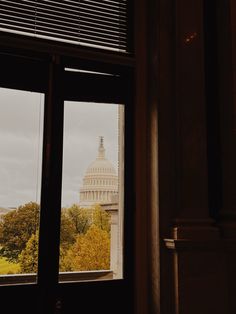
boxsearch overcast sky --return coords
[0,87,119,208]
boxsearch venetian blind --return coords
[0,0,128,52]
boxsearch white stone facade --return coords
[79,137,118,206]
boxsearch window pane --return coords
[59,102,124,282]
[0,88,44,284]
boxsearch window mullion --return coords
[37,55,64,312]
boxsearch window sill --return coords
[0,270,113,286]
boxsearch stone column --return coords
[109,209,119,277]
[102,205,119,278]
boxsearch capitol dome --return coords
[79,137,118,207]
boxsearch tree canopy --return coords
[0,201,111,273]
[0,202,39,261]
[92,205,110,233]
[66,204,90,234]
[60,224,110,272]
[19,232,38,273]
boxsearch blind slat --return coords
[0,16,126,41]
[0,0,128,52]
[0,7,127,29]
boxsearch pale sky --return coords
[0,87,119,208]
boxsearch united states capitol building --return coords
[79,136,123,278]
[79,136,118,207]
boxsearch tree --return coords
[60,224,110,272]
[66,204,90,234]
[92,205,111,233]
[19,232,38,273]
[0,202,40,261]
[60,210,76,249]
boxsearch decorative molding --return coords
[171,218,220,240]
[218,212,236,238]
[164,217,236,251]
[164,238,222,251]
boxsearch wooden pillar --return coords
[215,1,236,313]
[163,1,228,313]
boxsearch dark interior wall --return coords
[147,0,236,313]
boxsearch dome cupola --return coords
[79,137,118,207]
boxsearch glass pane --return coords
[59,102,124,282]
[0,88,44,284]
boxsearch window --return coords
[0,1,134,313]
[0,87,44,282]
[0,36,134,314]
[60,101,124,281]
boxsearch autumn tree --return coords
[66,204,90,234]
[0,201,111,272]
[0,202,39,261]
[19,232,38,273]
[92,205,110,233]
[60,204,110,271]
[60,224,110,272]
[60,210,76,249]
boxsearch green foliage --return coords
[60,224,110,272]
[0,202,39,261]
[19,232,38,273]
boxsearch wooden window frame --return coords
[0,31,136,314]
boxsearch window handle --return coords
[54,300,62,314]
